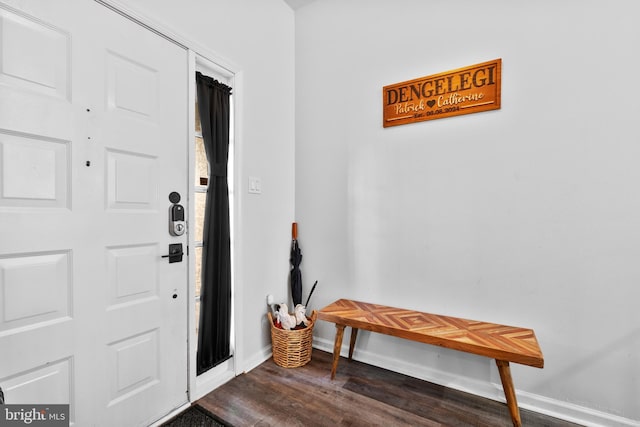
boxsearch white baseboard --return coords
[239,344,273,374]
[312,337,640,427]
[516,390,640,427]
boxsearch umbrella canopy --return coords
[290,223,303,306]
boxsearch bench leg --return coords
[330,324,346,380]
[348,328,358,360]
[496,360,522,427]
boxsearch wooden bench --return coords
[317,299,544,427]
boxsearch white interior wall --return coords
[121,0,296,371]
[295,1,640,425]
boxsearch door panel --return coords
[0,251,71,330]
[0,133,69,209]
[0,3,77,423]
[0,4,71,139]
[91,6,188,424]
[0,358,71,405]
[0,1,188,425]
[106,51,158,120]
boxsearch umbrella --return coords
[304,280,318,307]
[290,222,303,306]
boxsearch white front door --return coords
[0,1,189,425]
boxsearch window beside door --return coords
[193,95,235,339]
[194,101,207,335]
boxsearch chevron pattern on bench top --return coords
[317,299,544,368]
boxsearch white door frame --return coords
[96,0,245,405]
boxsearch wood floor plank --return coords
[197,350,582,427]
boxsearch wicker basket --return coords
[267,310,317,368]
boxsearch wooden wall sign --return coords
[383,59,501,127]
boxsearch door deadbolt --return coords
[168,192,185,236]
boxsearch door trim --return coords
[188,51,241,400]
[95,0,240,75]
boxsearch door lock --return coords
[161,243,183,263]
[168,192,185,236]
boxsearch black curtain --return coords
[196,71,232,374]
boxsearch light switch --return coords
[248,176,262,194]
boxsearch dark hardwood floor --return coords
[197,350,582,427]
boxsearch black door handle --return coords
[162,243,183,263]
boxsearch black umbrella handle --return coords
[304,280,318,307]
[292,222,298,240]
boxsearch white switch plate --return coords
[248,176,262,194]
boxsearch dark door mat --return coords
[161,404,231,427]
